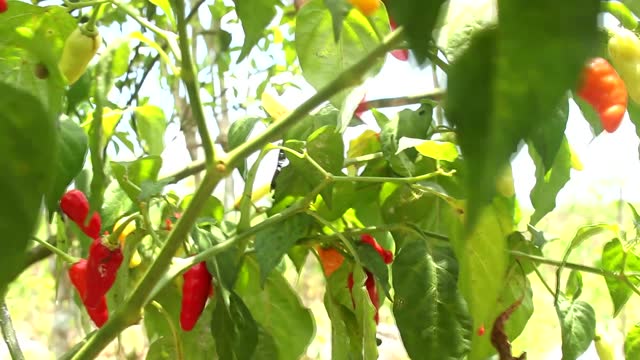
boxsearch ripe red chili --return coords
[360,234,393,264]
[68,260,108,327]
[83,238,123,309]
[180,262,213,331]
[60,190,102,238]
[577,57,628,133]
[0,0,7,13]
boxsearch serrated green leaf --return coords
[296,0,388,107]
[529,137,572,226]
[0,82,57,290]
[625,323,640,360]
[46,118,88,216]
[235,257,314,360]
[392,241,472,359]
[233,0,279,62]
[255,214,311,284]
[134,104,167,156]
[556,298,596,360]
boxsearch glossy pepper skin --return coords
[180,262,213,331]
[360,234,393,264]
[348,0,380,15]
[83,238,123,308]
[60,190,102,238]
[68,260,108,327]
[347,270,380,324]
[577,57,627,133]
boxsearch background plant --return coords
[3,0,640,359]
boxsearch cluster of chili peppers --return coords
[348,234,394,324]
[61,190,123,328]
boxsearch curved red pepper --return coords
[360,234,393,264]
[60,190,102,239]
[347,270,380,324]
[83,238,123,308]
[389,18,409,61]
[0,0,8,14]
[68,259,108,327]
[180,262,213,331]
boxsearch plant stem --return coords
[31,237,79,264]
[360,89,445,110]
[150,302,183,360]
[174,0,215,165]
[510,250,640,297]
[305,210,361,264]
[0,300,24,360]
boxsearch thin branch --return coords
[174,0,215,165]
[0,300,25,360]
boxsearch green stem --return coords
[0,300,24,360]
[359,89,445,111]
[150,302,183,360]
[344,152,384,167]
[89,61,107,214]
[305,210,361,265]
[602,1,638,30]
[110,0,181,59]
[31,237,79,264]
[140,203,162,246]
[532,265,555,297]
[84,4,104,33]
[173,0,215,165]
[237,148,272,232]
[333,168,455,184]
[510,250,640,297]
[107,215,140,248]
[64,0,109,11]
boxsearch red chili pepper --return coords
[389,18,409,61]
[355,95,369,119]
[83,237,123,309]
[0,0,7,13]
[60,190,90,224]
[165,218,173,231]
[360,234,393,264]
[180,262,213,331]
[477,325,486,336]
[577,57,627,133]
[60,190,102,239]
[68,260,108,327]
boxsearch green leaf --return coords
[149,0,176,29]
[253,325,280,359]
[556,298,596,360]
[0,82,57,290]
[507,231,542,274]
[0,2,75,116]
[286,126,344,208]
[233,0,279,62]
[146,337,177,360]
[565,270,583,301]
[397,138,459,162]
[392,241,472,359]
[45,118,88,216]
[601,238,632,317]
[563,224,617,262]
[134,105,167,156]
[101,182,134,230]
[379,107,432,177]
[380,183,437,229]
[445,0,599,231]
[111,156,162,203]
[452,198,512,359]
[211,291,258,360]
[228,117,261,176]
[255,214,311,284]
[529,137,572,226]
[296,0,388,107]
[235,257,314,360]
[323,0,351,42]
[385,0,447,64]
[356,242,390,297]
[498,266,534,343]
[573,95,603,136]
[527,98,569,172]
[180,195,224,223]
[625,323,640,360]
